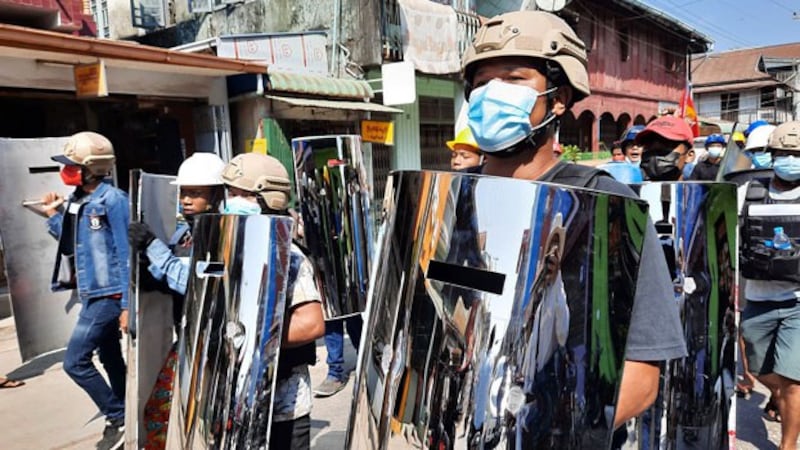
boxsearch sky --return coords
[643,0,799,52]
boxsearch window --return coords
[761,87,776,108]
[619,28,630,62]
[721,93,739,122]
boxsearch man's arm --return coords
[282,301,324,348]
[145,238,190,295]
[107,194,130,309]
[614,360,660,428]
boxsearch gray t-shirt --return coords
[540,164,687,362]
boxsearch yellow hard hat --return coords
[732,131,745,143]
[446,128,480,152]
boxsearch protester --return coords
[682,148,697,179]
[0,376,24,389]
[314,315,362,398]
[599,139,643,183]
[740,121,800,449]
[620,125,645,166]
[221,152,325,449]
[127,152,226,448]
[744,124,777,170]
[462,10,686,429]
[40,131,128,450]
[634,115,694,182]
[447,127,483,170]
[688,133,725,180]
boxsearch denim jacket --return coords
[144,223,191,295]
[47,181,131,309]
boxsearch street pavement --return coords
[0,315,790,449]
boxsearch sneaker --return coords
[313,377,346,398]
[96,417,124,450]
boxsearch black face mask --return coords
[642,151,682,180]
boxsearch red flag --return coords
[678,82,700,137]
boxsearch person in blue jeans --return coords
[314,315,363,397]
[40,132,129,450]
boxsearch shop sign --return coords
[361,120,394,146]
[74,61,108,98]
[246,138,268,154]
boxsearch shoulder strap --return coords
[543,162,610,189]
[745,178,768,203]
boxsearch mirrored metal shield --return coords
[167,214,293,450]
[627,182,738,450]
[291,135,375,319]
[0,137,79,361]
[125,170,179,448]
[347,170,650,449]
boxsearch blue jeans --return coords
[63,298,126,421]
[324,315,362,381]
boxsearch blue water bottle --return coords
[773,226,792,251]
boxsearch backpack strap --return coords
[540,162,611,189]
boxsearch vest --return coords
[740,178,800,283]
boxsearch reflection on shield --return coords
[167,214,292,449]
[626,182,737,450]
[346,170,649,449]
[291,135,375,319]
[0,137,78,362]
[125,170,179,447]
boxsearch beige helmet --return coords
[768,121,800,152]
[222,153,292,210]
[51,131,115,176]
[462,11,590,105]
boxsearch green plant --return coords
[560,144,581,162]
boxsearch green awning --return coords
[267,70,373,99]
[265,95,402,114]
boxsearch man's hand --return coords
[128,222,155,251]
[119,309,129,334]
[40,192,64,217]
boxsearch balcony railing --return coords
[381,0,480,69]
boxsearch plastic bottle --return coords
[773,226,792,250]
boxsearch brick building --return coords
[0,0,96,35]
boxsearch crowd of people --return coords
[5,6,798,450]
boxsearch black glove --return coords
[128,222,155,251]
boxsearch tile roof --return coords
[692,42,800,88]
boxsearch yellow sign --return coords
[246,138,268,154]
[361,120,394,146]
[74,61,108,98]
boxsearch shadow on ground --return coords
[6,349,65,380]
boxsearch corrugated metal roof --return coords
[267,70,373,99]
[265,95,402,113]
[692,43,800,87]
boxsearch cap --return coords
[768,121,800,152]
[635,116,694,146]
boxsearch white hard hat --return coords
[172,152,226,186]
[744,125,777,151]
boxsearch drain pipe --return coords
[331,0,341,77]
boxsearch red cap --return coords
[635,116,694,145]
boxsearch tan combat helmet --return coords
[461,10,590,106]
[222,153,292,210]
[51,131,116,176]
[768,121,800,152]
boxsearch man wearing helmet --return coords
[620,125,645,166]
[739,121,800,450]
[221,153,325,449]
[127,152,226,448]
[462,10,686,429]
[688,134,726,180]
[447,127,484,170]
[39,132,129,450]
[745,124,777,170]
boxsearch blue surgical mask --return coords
[773,155,800,182]
[682,162,695,179]
[751,151,772,169]
[223,196,261,215]
[467,80,556,153]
